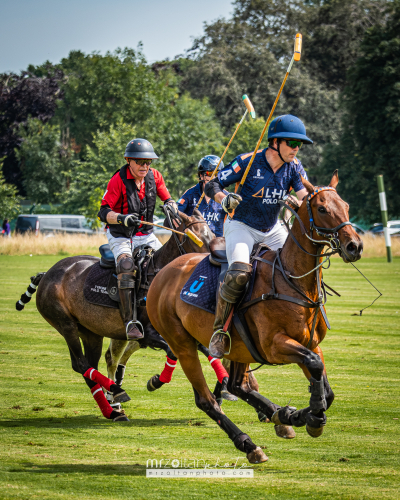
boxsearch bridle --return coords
[164,207,209,255]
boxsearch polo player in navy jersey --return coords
[204,115,312,358]
[177,155,228,237]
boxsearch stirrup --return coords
[125,320,144,339]
[209,329,231,355]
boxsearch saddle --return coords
[84,244,156,306]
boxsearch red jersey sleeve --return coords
[151,168,171,202]
[101,173,124,213]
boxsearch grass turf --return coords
[0,255,399,499]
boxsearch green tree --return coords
[15,118,74,204]
[0,167,21,219]
[319,0,400,222]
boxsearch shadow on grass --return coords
[0,416,190,429]
[9,463,291,476]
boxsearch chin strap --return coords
[268,144,286,163]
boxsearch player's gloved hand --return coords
[221,193,242,214]
[117,213,140,228]
[164,199,179,215]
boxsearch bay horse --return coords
[16,211,213,421]
[146,172,363,463]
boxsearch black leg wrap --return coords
[257,411,268,423]
[274,406,297,425]
[306,411,327,429]
[115,364,126,386]
[309,377,327,412]
[289,407,310,427]
[233,433,257,453]
[213,381,222,406]
[166,346,177,361]
[197,343,210,357]
[235,390,279,420]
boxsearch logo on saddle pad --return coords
[184,276,207,298]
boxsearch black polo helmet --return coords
[197,155,223,174]
[124,138,159,160]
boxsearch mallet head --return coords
[242,94,256,119]
[185,229,203,247]
[294,33,302,62]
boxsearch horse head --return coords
[300,170,363,263]
[163,209,214,253]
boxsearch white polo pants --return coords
[106,229,162,264]
[224,218,288,266]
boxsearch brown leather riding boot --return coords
[209,262,253,359]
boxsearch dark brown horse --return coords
[16,211,213,421]
[146,172,363,463]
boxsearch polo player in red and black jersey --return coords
[98,138,178,340]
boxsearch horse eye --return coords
[318,206,327,213]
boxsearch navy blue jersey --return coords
[218,148,307,232]
[177,182,227,237]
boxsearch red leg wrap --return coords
[208,356,229,384]
[91,384,113,419]
[84,368,114,391]
[159,357,177,383]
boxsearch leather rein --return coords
[239,186,351,351]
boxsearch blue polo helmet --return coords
[268,115,313,144]
[198,155,224,174]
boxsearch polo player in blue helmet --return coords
[177,155,228,237]
[204,114,313,358]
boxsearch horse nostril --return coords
[346,241,358,254]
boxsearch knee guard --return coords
[116,257,136,289]
[220,262,253,303]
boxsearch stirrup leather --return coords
[209,329,231,355]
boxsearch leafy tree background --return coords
[0,0,398,225]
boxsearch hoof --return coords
[113,389,131,403]
[221,390,238,402]
[147,375,164,392]
[113,413,130,422]
[247,446,268,464]
[274,425,296,439]
[271,410,283,425]
[306,424,324,437]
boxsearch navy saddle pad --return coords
[180,255,258,314]
[83,262,119,309]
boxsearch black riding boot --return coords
[209,262,253,358]
[117,256,143,340]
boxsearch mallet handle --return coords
[236,33,302,196]
[142,221,203,247]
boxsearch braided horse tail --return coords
[16,273,46,311]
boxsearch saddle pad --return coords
[83,262,119,309]
[180,254,260,314]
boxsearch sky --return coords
[0,0,234,73]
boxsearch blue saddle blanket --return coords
[180,255,259,314]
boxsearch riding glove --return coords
[117,213,140,228]
[221,193,242,214]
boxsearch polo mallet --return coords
[143,220,203,247]
[194,94,256,209]
[236,33,302,195]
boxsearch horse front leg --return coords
[228,361,296,439]
[105,339,140,387]
[269,333,330,437]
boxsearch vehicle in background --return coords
[15,215,95,235]
[350,223,366,235]
[368,220,400,237]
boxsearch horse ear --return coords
[301,175,315,194]
[192,208,205,220]
[329,170,339,189]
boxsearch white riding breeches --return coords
[224,218,288,266]
[106,229,162,264]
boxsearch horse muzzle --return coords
[340,238,363,263]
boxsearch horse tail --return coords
[15,272,46,311]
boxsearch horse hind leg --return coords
[228,361,296,439]
[171,330,268,464]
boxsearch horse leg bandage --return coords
[84,368,114,391]
[208,356,229,384]
[91,384,113,419]
[159,357,177,383]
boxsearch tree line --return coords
[1,0,399,225]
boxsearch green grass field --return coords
[0,255,399,499]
